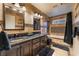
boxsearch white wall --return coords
[48,4,72,17]
[73,36,79,55]
[72,15,79,56]
[24,11,33,24]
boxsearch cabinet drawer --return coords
[6,45,20,56]
[21,41,31,46]
[41,36,47,42]
[33,38,40,44]
[33,42,40,49]
[33,42,40,55]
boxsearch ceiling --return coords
[31,3,72,17]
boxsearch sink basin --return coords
[10,39,23,43]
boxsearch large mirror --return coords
[3,3,25,30]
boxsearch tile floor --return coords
[50,38,70,56]
[51,46,69,56]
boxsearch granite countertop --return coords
[10,33,47,46]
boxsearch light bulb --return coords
[19,10,23,13]
[5,5,9,8]
[40,16,43,18]
[34,13,38,16]
[15,3,20,7]
[22,6,26,11]
[38,14,41,18]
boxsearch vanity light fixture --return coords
[34,13,43,19]
[38,14,43,18]
[34,13,38,17]
[14,3,20,7]
[12,7,17,11]
[38,14,41,18]
[19,3,26,11]
[34,13,38,19]
[5,5,9,8]
[12,3,25,13]
[22,6,26,11]
[40,16,43,18]
[19,10,23,13]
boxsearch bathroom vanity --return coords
[0,33,47,56]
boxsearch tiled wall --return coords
[49,15,66,36]
[51,27,65,34]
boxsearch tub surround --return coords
[47,35,64,40]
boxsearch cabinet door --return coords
[0,51,6,56]
[40,36,47,49]
[21,41,32,56]
[23,44,30,56]
[6,46,20,56]
[33,42,40,56]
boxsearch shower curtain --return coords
[64,12,73,45]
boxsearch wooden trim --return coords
[49,14,66,20]
[50,33,64,36]
[49,13,66,18]
[0,20,3,24]
[73,3,79,19]
[51,37,64,40]
[48,14,66,35]
[50,24,65,28]
[25,24,33,27]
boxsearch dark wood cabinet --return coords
[32,38,40,55]
[5,45,20,56]
[33,42,40,55]
[21,41,32,56]
[40,36,47,49]
[0,51,6,56]
[0,35,47,56]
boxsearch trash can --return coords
[47,37,52,48]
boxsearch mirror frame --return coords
[3,3,25,30]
